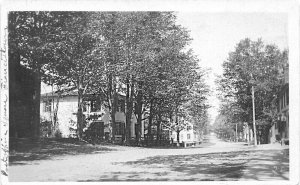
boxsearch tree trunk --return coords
[32,64,41,139]
[125,76,134,145]
[169,111,173,123]
[106,73,117,142]
[111,82,119,141]
[9,51,20,138]
[175,106,180,145]
[148,97,154,145]
[156,113,162,145]
[136,81,143,145]
[176,130,180,144]
[112,91,117,141]
[77,81,84,139]
[51,92,61,137]
[125,77,130,144]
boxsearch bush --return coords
[68,118,77,138]
[54,129,62,138]
[40,119,52,138]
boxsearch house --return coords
[170,120,201,147]
[269,65,289,144]
[40,90,141,141]
[269,83,289,144]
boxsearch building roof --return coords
[41,88,125,99]
[41,88,78,98]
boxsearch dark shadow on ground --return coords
[77,151,249,181]
[84,149,288,181]
[118,151,248,181]
[9,138,115,165]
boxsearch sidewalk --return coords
[240,143,289,180]
[253,143,289,150]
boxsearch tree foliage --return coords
[215,38,288,143]
[9,11,211,143]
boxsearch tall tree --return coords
[8,11,70,138]
[44,12,105,139]
[217,38,288,144]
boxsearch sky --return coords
[176,12,288,124]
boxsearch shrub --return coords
[54,129,62,138]
[40,119,52,138]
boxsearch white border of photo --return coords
[0,0,299,185]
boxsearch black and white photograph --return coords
[0,0,299,184]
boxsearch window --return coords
[283,92,286,108]
[187,126,192,131]
[43,99,52,112]
[187,134,191,140]
[91,100,101,112]
[82,101,90,113]
[151,125,157,135]
[287,88,289,105]
[115,122,125,135]
[134,103,138,114]
[118,100,125,112]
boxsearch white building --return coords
[40,91,139,140]
[170,121,201,146]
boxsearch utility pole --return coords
[252,86,257,146]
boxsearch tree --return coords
[9,11,211,144]
[217,38,288,144]
[44,12,106,139]
[98,12,203,145]
[87,12,126,142]
[92,12,208,145]
[186,76,211,138]
[8,11,71,138]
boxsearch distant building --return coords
[170,119,201,146]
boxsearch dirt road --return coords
[9,134,289,181]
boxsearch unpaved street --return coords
[9,134,289,181]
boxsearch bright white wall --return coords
[40,96,138,138]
